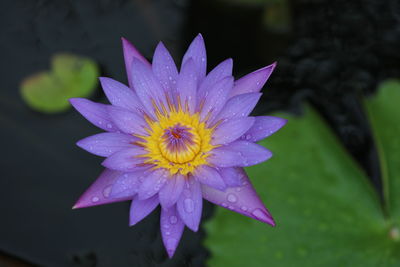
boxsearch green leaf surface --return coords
[205,101,400,266]
[20,53,99,113]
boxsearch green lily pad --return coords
[205,82,400,266]
[20,53,99,113]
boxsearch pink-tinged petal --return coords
[131,58,168,117]
[107,106,149,136]
[201,169,275,225]
[197,58,233,101]
[229,62,276,98]
[199,76,233,122]
[73,169,130,209]
[211,117,255,145]
[129,195,159,226]
[193,166,226,191]
[208,141,272,167]
[219,167,244,187]
[182,34,207,81]
[102,147,146,172]
[176,59,197,113]
[160,206,185,258]
[69,98,118,132]
[121,37,150,88]
[152,42,178,96]
[138,169,168,200]
[159,174,185,208]
[99,77,143,113]
[176,178,202,231]
[77,132,138,157]
[241,116,287,142]
[212,93,262,124]
[110,170,147,198]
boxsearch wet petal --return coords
[229,62,276,98]
[182,34,207,81]
[73,169,130,209]
[110,170,146,198]
[201,169,275,225]
[208,141,272,167]
[176,178,202,231]
[129,195,159,226]
[199,76,233,122]
[197,58,233,101]
[138,169,168,200]
[211,117,255,145]
[212,93,262,124]
[159,174,185,208]
[102,147,146,172]
[241,116,287,142]
[176,59,197,113]
[160,205,185,258]
[107,106,149,136]
[122,37,150,88]
[219,167,243,187]
[152,42,178,97]
[99,77,143,113]
[131,58,168,117]
[193,166,226,191]
[77,132,138,157]
[69,98,118,132]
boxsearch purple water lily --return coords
[70,34,286,258]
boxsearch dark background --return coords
[0,0,399,266]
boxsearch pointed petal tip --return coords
[167,249,175,258]
[251,208,275,226]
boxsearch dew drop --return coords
[184,198,194,213]
[227,193,237,203]
[91,196,99,203]
[241,206,248,211]
[169,216,178,224]
[166,231,170,235]
[252,208,270,222]
[102,185,112,198]
[163,224,170,229]
[106,123,113,129]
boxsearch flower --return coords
[70,34,286,258]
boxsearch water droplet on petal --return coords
[252,208,271,222]
[91,196,99,203]
[241,206,248,211]
[106,123,113,129]
[184,198,194,213]
[169,216,178,224]
[166,231,170,235]
[227,193,237,203]
[103,185,112,198]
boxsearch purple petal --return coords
[197,58,233,101]
[211,117,255,145]
[208,141,272,167]
[241,116,287,142]
[99,77,143,113]
[152,42,178,97]
[160,205,185,258]
[229,62,276,98]
[212,93,262,124]
[131,58,169,117]
[219,167,244,187]
[176,178,203,231]
[176,59,197,113]
[129,195,159,226]
[201,169,275,226]
[159,174,185,208]
[69,98,118,132]
[77,132,138,157]
[121,37,150,88]
[193,166,226,191]
[73,169,130,209]
[182,34,207,81]
[102,147,146,172]
[107,106,149,136]
[138,169,168,200]
[199,76,233,122]
[110,170,147,198]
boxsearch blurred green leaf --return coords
[205,85,400,266]
[20,53,99,113]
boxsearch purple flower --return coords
[70,34,286,258]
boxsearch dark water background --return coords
[0,0,399,266]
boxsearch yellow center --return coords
[136,105,216,175]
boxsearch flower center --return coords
[136,107,216,175]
